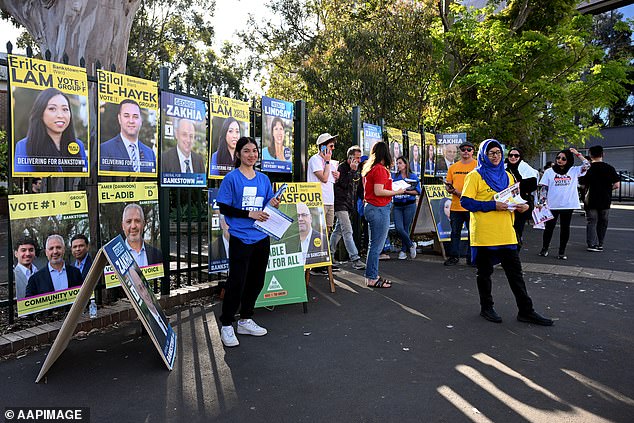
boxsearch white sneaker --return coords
[409,245,417,259]
[220,326,239,347]
[237,319,268,336]
[398,251,407,260]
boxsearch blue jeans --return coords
[364,203,391,280]
[393,203,416,251]
[449,210,470,260]
[330,210,360,261]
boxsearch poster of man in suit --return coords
[8,191,89,316]
[98,181,163,287]
[274,182,332,269]
[208,188,230,273]
[160,92,208,187]
[97,69,158,177]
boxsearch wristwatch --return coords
[325,161,330,164]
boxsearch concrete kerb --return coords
[0,282,217,357]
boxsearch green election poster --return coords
[255,203,307,308]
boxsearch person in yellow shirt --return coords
[444,141,477,266]
[461,139,553,326]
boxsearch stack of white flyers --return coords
[532,205,554,225]
[494,182,526,210]
[253,184,293,240]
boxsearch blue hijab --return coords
[476,139,509,192]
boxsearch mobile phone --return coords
[320,145,328,154]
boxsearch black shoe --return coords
[444,257,459,266]
[480,308,502,323]
[538,248,548,257]
[597,245,604,251]
[331,264,341,272]
[556,254,567,260]
[587,245,601,252]
[309,267,327,276]
[517,311,553,326]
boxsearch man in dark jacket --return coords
[579,145,620,252]
[329,145,365,269]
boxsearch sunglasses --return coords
[556,156,567,161]
[460,147,473,152]
[508,153,520,158]
[487,150,502,157]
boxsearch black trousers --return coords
[513,204,533,249]
[542,209,573,255]
[476,247,534,314]
[220,236,270,326]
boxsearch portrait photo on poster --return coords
[8,191,90,316]
[12,87,89,177]
[208,95,250,179]
[98,182,163,284]
[160,91,208,187]
[208,188,230,273]
[9,55,90,179]
[261,96,294,173]
[97,70,158,177]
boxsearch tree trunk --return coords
[0,0,141,72]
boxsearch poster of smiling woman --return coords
[261,96,294,173]
[9,55,90,178]
[208,94,250,179]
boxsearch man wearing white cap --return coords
[308,133,340,273]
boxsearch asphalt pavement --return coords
[0,205,632,422]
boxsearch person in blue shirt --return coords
[392,156,421,260]
[216,136,280,347]
[14,87,87,175]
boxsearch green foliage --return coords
[243,0,632,158]
[243,0,440,157]
[127,0,248,97]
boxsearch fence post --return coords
[5,42,15,323]
[293,100,308,182]
[158,66,171,296]
[352,106,361,147]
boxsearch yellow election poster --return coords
[425,185,468,242]
[424,131,436,177]
[386,126,403,173]
[98,182,163,287]
[9,55,90,178]
[408,131,422,177]
[97,69,159,177]
[8,191,90,316]
[276,182,332,269]
[208,94,250,179]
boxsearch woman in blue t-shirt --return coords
[216,136,280,347]
[392,156,421,260]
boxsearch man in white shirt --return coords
[307,133,340,232]
[13,238,38,300]
[307,133,341,273]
